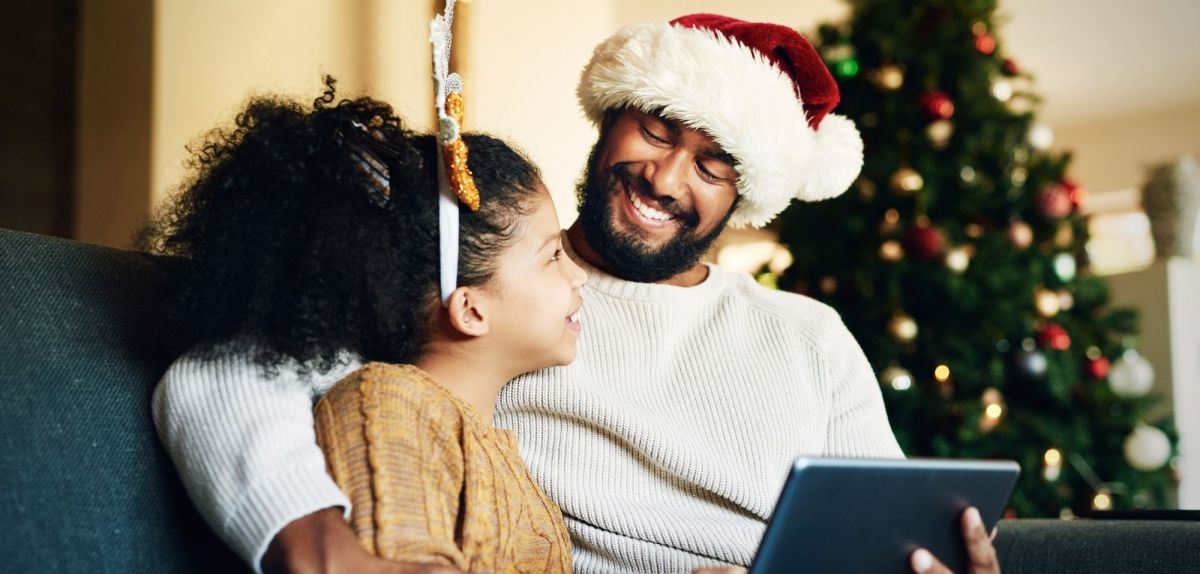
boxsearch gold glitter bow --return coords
[442,92,479,211]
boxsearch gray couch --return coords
[2,227,1198,573]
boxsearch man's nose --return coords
[643,150,690,200]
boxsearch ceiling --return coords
[998,0,1200,127]
[627,0,1200,128]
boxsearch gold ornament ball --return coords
[889,167,924,194]
[926,120,954,149]
[1035,288,1061,317]
[889,314,919,342]
[873,64,905,91]
[879,240,905,262]
[1007,221,1034,249]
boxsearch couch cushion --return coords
[0,228,243,573]
[996,518,1200,573]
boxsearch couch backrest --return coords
[0,228,243,573]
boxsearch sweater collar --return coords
[562,231,728,303]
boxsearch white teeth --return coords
[568,310,581,323]
[629,190,674,221]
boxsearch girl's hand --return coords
[910,507,1000,574]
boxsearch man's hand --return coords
[261,507,465,574]
[909,507,1000,574]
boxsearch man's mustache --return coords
[609,163,700,228]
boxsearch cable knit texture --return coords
[313,363,572,573]
[152,242,902,573]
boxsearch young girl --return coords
[148,79,585,572]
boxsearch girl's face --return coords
[486,185,587,372]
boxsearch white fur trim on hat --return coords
[578,22,864,228]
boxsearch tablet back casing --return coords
[750,458,1020,574]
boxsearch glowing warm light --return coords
[934,364,951,382]
[985,404,1004,419]
[1042,448,1063,481]
[1092,492,1113,511]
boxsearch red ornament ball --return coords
[903,223,947,260]
[1037,184,1074,219]
[1003,58,1020,75]
[1087,356,1111,380]
[1062,178,1088,210]
[919,90,956,120]
[1037,324,1072,351]
[975,33,997,55]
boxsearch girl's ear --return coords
[444,286,490,338]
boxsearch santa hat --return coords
[578,13,863,228]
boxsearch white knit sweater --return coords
[152,255,902,573]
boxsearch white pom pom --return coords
[797,113,864,202]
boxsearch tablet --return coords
[749,457,1020,574]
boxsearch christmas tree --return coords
[769,0,1178,517]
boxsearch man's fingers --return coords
[910,548,953,574]
[963,507,1001,574]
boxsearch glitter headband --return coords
[430,0,479,307]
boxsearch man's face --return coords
[576,108,739,283]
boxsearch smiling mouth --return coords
[627,188,677,222]
[566,306,582,332]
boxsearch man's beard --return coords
[575,145,733,283]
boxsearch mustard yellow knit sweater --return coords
[314,363,572,573]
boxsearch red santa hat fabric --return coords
[578,13,864,228]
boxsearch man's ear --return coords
[444,286,490,338]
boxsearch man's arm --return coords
[151,350,357,572]
[821,317,905,458]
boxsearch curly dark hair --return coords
[144,77,543,374]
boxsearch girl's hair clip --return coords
[337,120,398,208]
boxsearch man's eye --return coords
[640,125,667,144]
[698,161,724,182]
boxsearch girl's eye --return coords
[640,124,668,145]
[550,248,564,262]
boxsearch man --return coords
[154,14,999,574]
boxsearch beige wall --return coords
[1054,101,1200,197]
[151,0,434,209]
[467,0,615,225]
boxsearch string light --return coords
[934,364,951,382]
[1043,448,1063,481]
[980,388,1004,432]
[1092,489,1113,511]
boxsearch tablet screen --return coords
[750,457,1019,573]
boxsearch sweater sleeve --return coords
[821,316,905,459]
[151,350,354,573]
